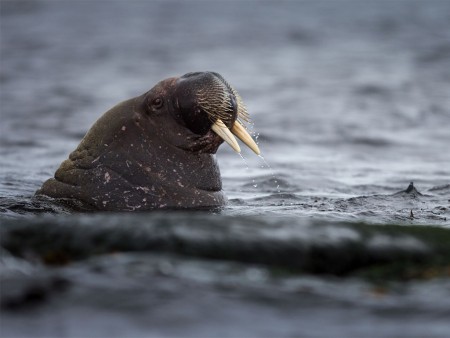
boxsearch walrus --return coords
[35,72,260,211]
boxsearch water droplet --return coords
[254,132,260,142]
[238,153,249,170]
[257,155,281,193]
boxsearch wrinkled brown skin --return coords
[36,74,235,211]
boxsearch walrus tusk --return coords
[231,121,261,155]
[211,119,241,153]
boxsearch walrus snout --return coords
[174,72,237,133]
[173,71,260,155]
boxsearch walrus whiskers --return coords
[196,76,260,155]
[197,77,234,124]
[231,87,250,124]
[213,74,251,124]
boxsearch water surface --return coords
[1,1,450,337]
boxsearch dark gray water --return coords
[1,1,450,337]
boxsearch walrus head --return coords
[35,72,259,211]
[145,71,259,155]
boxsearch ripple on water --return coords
[229,182,449,224]
[428,184,450,193]
[241,176,296,193]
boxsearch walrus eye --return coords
[152,97,164,109]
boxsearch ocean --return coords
[1,1,450,337]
